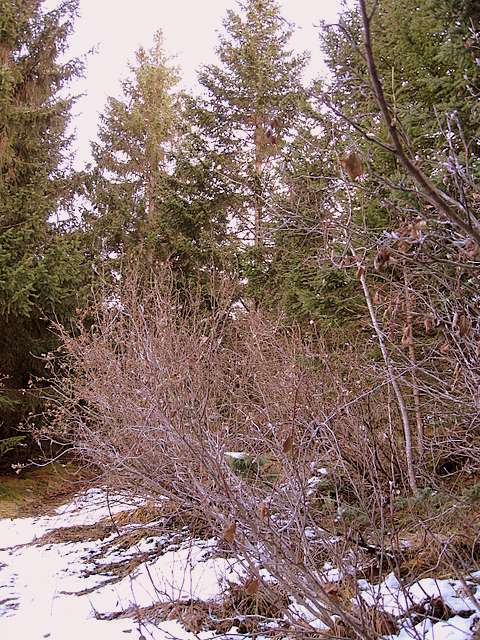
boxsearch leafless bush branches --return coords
[44,267,479,639]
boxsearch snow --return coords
[0,488,238,640]
[224,451,249,460]
[386,614,479,640]
[88,540,234,614]
[357,572,480,617]
[425,615,479,640]
[357,572,480,640]
[223,555,276,587]
[0,489,147,638]
[0,487,138,549]
[0,539,137,639]
[288,598,329,630]
[392,617,435,640]
[409,578,479,614]
[322,561,342,582]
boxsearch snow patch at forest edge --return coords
[0,488,243,639]
[0,487,479,640]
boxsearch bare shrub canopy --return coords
[46,271,480,638]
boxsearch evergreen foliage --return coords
[267,0,480,325]
[194,0,308,302]
[0,0,89,451]
[88,32,232,292]
[88,32,180,266]
[265,112,366,325]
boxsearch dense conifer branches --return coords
[0,0,91,456]
[193,0,308,296]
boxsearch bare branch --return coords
[358,0,480,245]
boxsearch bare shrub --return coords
[46,270,480,638]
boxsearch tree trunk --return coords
[351,249,418,494]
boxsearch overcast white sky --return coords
[46,0,344,167]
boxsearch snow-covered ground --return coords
[0,487,479,640]
[0,488,242,640]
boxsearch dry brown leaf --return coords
[424,314,435,334]
[341,151,365,180]
[452,311,460,331]
[244,575,260,595]
[259,502,270,520]
[374,246,391,271]
[463,239,479,259]
[397,223,409,238]
[409,219,426,241]
[401,325,413,347]
[440,341,450,354]
[368,609,398,636]
[397,239,411,253]
[282,433,293,454]
[322,581,340,597]
[457,314,472,337]
[341,254,355,267]
[181,611,205,634]
[222,520,237,543]
[330,618,351,638]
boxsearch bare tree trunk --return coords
[254,123,264,249]
[403,270,424,457]
[351,248,418,493]
[144,157,161,267]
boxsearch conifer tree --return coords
[267,121,364,326]
[319,0,480,186]
[89,32,232,291]
[271,0,480,325]
[0,0,89,447]
[194,0,308,300]
[88,32,180,268]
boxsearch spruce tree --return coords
[267,120,364,326]
[0,0,89,452]
[89,32,180,268]
[271,0,480,326]
[194,0,308,301]
[89,31,233,293]
[319,0,480,185]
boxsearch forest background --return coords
[1,2,480,631]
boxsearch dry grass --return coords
[109,502,165,527]
[102,526,160,551]
[86,554,151,586]
[399,523,480,580]
[96,587,290,637]
[223,581,289,620]
[34,521,113,545]
[0,461,94,519]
